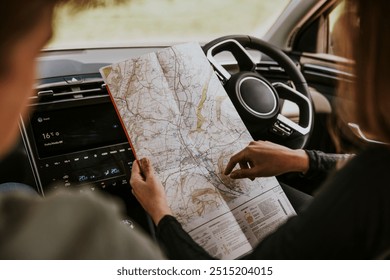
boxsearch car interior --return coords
[0,0,360,236]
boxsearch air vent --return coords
[33,75,108,103]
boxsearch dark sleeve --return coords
[244,147,390,259]
[303,150,354,179]
[156,215,215,259]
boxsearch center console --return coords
[20,75,153,234]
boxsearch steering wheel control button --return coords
[272,120,293,137]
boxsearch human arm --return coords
[303,150,354,178]
[224,140,310,179]
[224,140,354,180]
[243,147,390,259]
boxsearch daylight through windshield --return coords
[49,0,290,49]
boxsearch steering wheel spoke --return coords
[205,39,257,84]
[272,82,313,136]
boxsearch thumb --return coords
[139,157,154,177]
[131,160,143,181]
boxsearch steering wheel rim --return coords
[203,35,314,149]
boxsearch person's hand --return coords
[224,141,309,179]
[130,157,172,225]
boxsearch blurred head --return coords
[0,0,125,159]
[337,0,390,144]
[0,1,59,158]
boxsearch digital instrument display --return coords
[30,103,128,158]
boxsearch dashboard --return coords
[0,45,336,234]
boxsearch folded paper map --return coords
[100,42,295,259]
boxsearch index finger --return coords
[224,150,246,175]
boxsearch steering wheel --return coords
[203,35,314,149]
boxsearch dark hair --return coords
[0,1,57,75]
[337,0,390,143]
[0,0,127,76]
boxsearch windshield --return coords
[49,0,290,49]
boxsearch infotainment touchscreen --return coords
[30,102,128,158]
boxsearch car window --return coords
[292,0,358,60]
[325,0,358,58]
[48,0,290,49]
[328,0,347,56]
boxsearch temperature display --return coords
[42,132,60,140]
[75,164,124,184]
[30,102,128,158]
